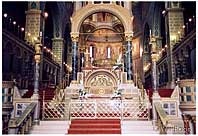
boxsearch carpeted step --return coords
[70,123,120,129]
[67,119,121,134]
[68,128,121,134]
[71,119,120,124]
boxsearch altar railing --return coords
[69,99,150,120]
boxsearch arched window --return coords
[107,46,111,59]
[90,45,94,58]
[94,1,101,4]
[121,1,124,7]
[103,1,110,4]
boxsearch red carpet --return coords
[67,119,121,134]
[22,87,55,100]
[146,88,174,102]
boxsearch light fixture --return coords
[21,27,24,31]
[162,10,166,15]
[13,21,16,25]
[28,33,31,36]
[189,18,192,22]
[69,67,72,72]
[182,25,185,29]
[4,13,7,18]
[165,45,167,48]
[34,37,38,41]
[44,12,48,18]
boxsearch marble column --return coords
[84,47,90,67]
[34,40,42,94]
[75,2,81,12]
[124,1,132,14]
[125,33,133,81]
[71,33,79,80]
[32,40,41,125]
[150,36,161,129]
[150,36,158,92]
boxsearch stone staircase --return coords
[30,120,158,134]
[30,121,70,134]
[67,119,121,134]
[122,120,159,134]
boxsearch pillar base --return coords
[31,94,40,125]
[71,80,78,84]
[170,81,176,88]
[126,80,134,84]
[152,120,158,130]
[31,93,39,100]
[152,91,161,99]
[33,119,40,125]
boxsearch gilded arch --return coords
[71,4,133,36]
[84,69,118,87]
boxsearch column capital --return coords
[35,42,41,53]
[124,32,133,42]
[150,36,158,54]
[70,32,79,42]
[151,54,158,62]
[150,35,157,42]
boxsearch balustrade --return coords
[154,102,170,134]
[8,103,37,134]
